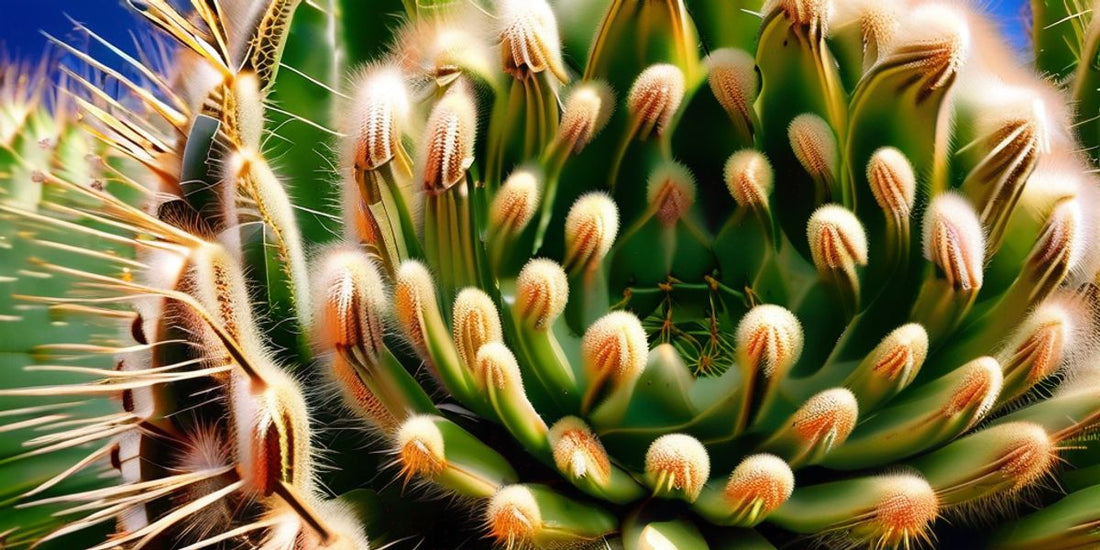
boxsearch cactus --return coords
[5,0,1100,547]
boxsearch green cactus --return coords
[4,0,1100,548]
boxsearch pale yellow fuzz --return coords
[420,84,477,192]
[452,288,504,371]
[563,192,619,273]
[628,64,685,136]
[490,170,541,234]
[788,113,837,182]
[724,150,773,207]
[736,304,803,378]
[646,161,697,226]
[349,66,410,171]
[723,454,794,514]
[807,204,868,272]
[558,81,614,152]
[548,416,611,484]
[581,311,649,386]
[923,192,986,291]
[867,147,916,215]
[515,258,569,329]
[487,485,541,547]
[645,434,710,502]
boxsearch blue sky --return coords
[0,0,1031,58]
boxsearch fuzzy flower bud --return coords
[497,0,567,81]
[490,169,540,235]
[923,192,986,291]
[706,49,758,129]
[314,248,387,361]
[723,454,794,519]
[735,304,804,378]
[940,357,1002,421]
[788,113,838,184]
[394,261,436,348]
[475,342,524,391]
[420,84,477,192]
[645,433,710,502]
[582,311,649,389]
[231,370,313,496]
[999,300,1075,400]
[627,64,686,137]
[1028,199,1082,275]
[396,415,446,481]
[647,161,697,226]
[548,416,611,484]
[487,485,541,548]
[350,67,410,171]
[867,147,916,216]
[452,288,503,371]
[792,388,858,448]
[766,0,833,35]
[856,474,939,548]
[886,4,970,94]
[515,258,569,329]
[724,150,773,207]
[558,81,614,152]
[807,204,868,274]
[563,192,619,273]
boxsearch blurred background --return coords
[1,0,1034,59]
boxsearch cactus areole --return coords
[5,0,1100,548]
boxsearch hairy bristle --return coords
[706,48,758,125]
[563,192,619,273]
[866,474,939,549]
[350,66,410,171]
[869,324,929,382]
[486,485,541,548]
[724,150,774,207]
[923,192,986,291]
[475,342,524,390]
[627,64,686,137]
[582,311,649,387]
[394,260,436,348]
[792,388,858,447]
[314,247,387,360]
[736,304,804,378]
[940,357,1002,420]
[723,454,795,515]
[885,3,970,93]
[497,0,566,81]
[396,415,446,481]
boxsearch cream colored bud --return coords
[788,113,837,183]
[807,204,868,274]
[627,64,686,136]
[231,369,313,496]
[1001,301,1073,388]
[350,67,410,171]
[647,161,697,226]
[314,248,388,361]
[923,193,985,291]
[490,170,541,234]
[996,423,1056,490]
[497,0,567,81]
[868,324,928,383]
[645,434,710,502]
[559,81,614,152]
[792,388,858,450]
[453,288,503,371]
[581,311,649,388]
[548,416,611,484]
[859,474,939,549]
[1029,199,1082,274]
[724,150,774,207]
[563,192,619,273]
[475,342,524,391]
[940,357,1002,421]
[706,49,758,125]
[487,485,541,548]
[867,147,916,216]
[420,84,477,192]
[735,304,804,378]
[515,258,569,329]
[229,71,264,151]
[396,415,446,480]
[765,0,833,34]
[723,454,794,516]
[883,4,969,93]
[394,260,436,347]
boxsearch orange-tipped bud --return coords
[867,147,916,216]
[231,369,313,496]
[558,81,614,152]
[563,192,619,273]
[453,288,503,371]
[581,311,649,389]
[884,4,969,93]
[627,64,686,137]
[549,416,612,484]
[723,454,794,517]
[420,84,477,192]
[792,388,858,451]
[395,415,446,482]
[1000,301,1074,393]
[833,0,903,66]
[941,357,1002,421]
[765,0,833,34]
[923,192,985,291]
[735,304,804,378]
[475,342,524,391]
[314,247,388,361]
[497,0,567,81]
[349,67,410,171]
[706,48,758,126]
[997,423,1056,491]
[490,170,541,235]
[858,474,939,549]
[486,485,541,548]
[788,113,838,184]
[647,161,697,226]
[807,204,868,274]
[724,150,773,207]
[1028,199,1082,275]
[515,258,569,329]
[645,434,710,502]
[394,260,436,348]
